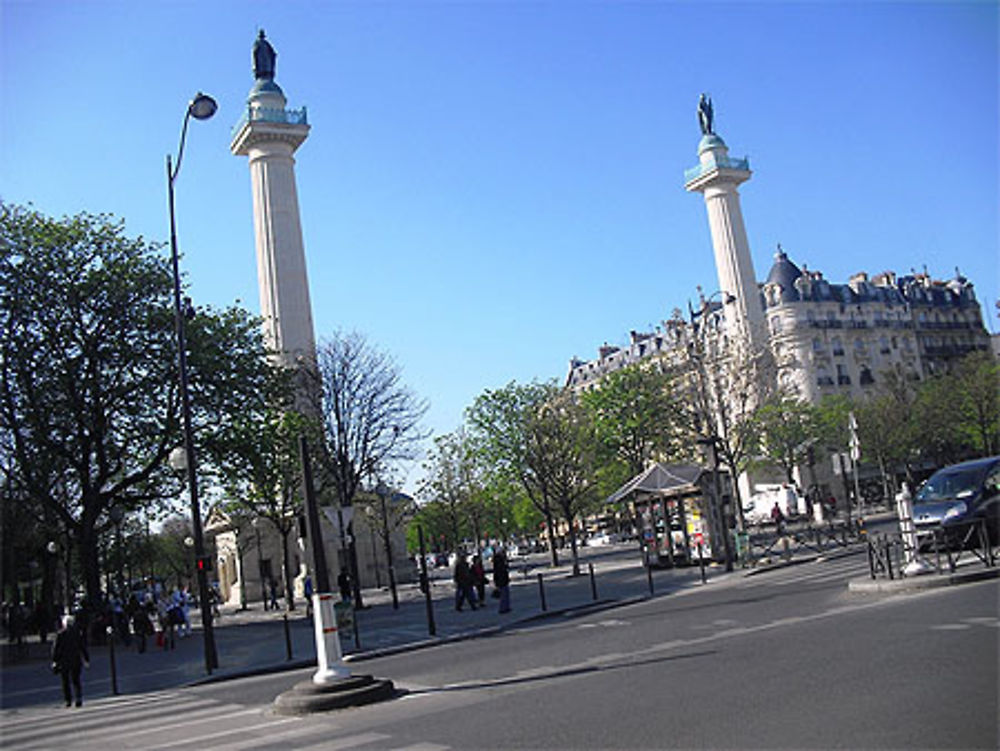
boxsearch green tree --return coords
[466,381,562,566]
[527,390,600,575]
[752,396,815,485]
[581,363,684,481]
[0,203,276,606]
[212,406,312,611]
[418,431,475,551]
[952,351,1000,456]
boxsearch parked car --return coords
[912,456,1000,546]
[586,532,619,546]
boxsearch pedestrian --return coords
[493,549,511,614]
[51,615,89,708]
[453,554,478,611]
[34,601,52,644]
[268,579,280,610]
[471,555,486,604]
[178,587,192,637]
[771,501,785,534]
[304,574,314,618]
[131,602,153,654]
[156,591,175,650]
[337,570,351,603]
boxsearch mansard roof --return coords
[764,248,803,298]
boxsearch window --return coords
[837,364,851,385]
[812,338,823,352]
[832,337,844,356]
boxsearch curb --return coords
[189,596,642,685]
[847,566,1000,594]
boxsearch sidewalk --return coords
[9,530,989,705]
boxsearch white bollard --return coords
[311,592,351,684]
[896,483,931,576]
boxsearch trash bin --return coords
[734,532,750,564]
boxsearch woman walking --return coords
[51,615,90,707]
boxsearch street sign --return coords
[848,411,860,462]
[321,506,355,533]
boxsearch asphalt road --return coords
[4,551,997,749]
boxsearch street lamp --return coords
[697,435,734,572]
[375,482,399,610]
[690,289,737,572]
[166,92,219,674]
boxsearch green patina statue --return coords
[698,93,714,136]
[253,29,277,80]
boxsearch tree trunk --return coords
[80,524,102,609]
[543,507,559,567]
[566,510,580,576]
[236,544,248,610]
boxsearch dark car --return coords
[912,456,1000,546]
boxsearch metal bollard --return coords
[106,626,119,696]
[589,562,598,601]
[646,563,654,595]
[537,572,547,611]
[282,614,293,660]
[418,526,436,636]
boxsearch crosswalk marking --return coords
[0,695,210,745]
[3,704,258,750]
[739,558,862,587]
[389,744,451,750]
[205,718,345,751]
[292,731,392,750]
[147,716,299,750]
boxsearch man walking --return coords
[51,615,89,707]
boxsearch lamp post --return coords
[166,91,219,674]
[697,435,734,572]
[690,290,737,572]
[376,482,399,610]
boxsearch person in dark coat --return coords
[51,615,89,707]
[453,555,478,611]
[493,550,511,614]
[337,570,352,602]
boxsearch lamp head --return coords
[188,92,218,121]
[169,446,188,472]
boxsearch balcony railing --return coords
[684,155,750,182]
[232,105,308,136]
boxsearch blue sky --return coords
[3,1,998,486]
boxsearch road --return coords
[3,550,997,749]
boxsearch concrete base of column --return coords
[274,591,395,714]
[274,674,396,715]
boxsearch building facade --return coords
[567,100,991,505]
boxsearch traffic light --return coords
[196,555,213,573]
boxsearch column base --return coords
[273,674,396,715]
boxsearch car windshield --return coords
[915,465,987,503]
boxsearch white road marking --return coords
[293,731,392,749]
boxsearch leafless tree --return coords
[314,331,428,604]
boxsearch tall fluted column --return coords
[685,128,764,350]
[231,31,317,372]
